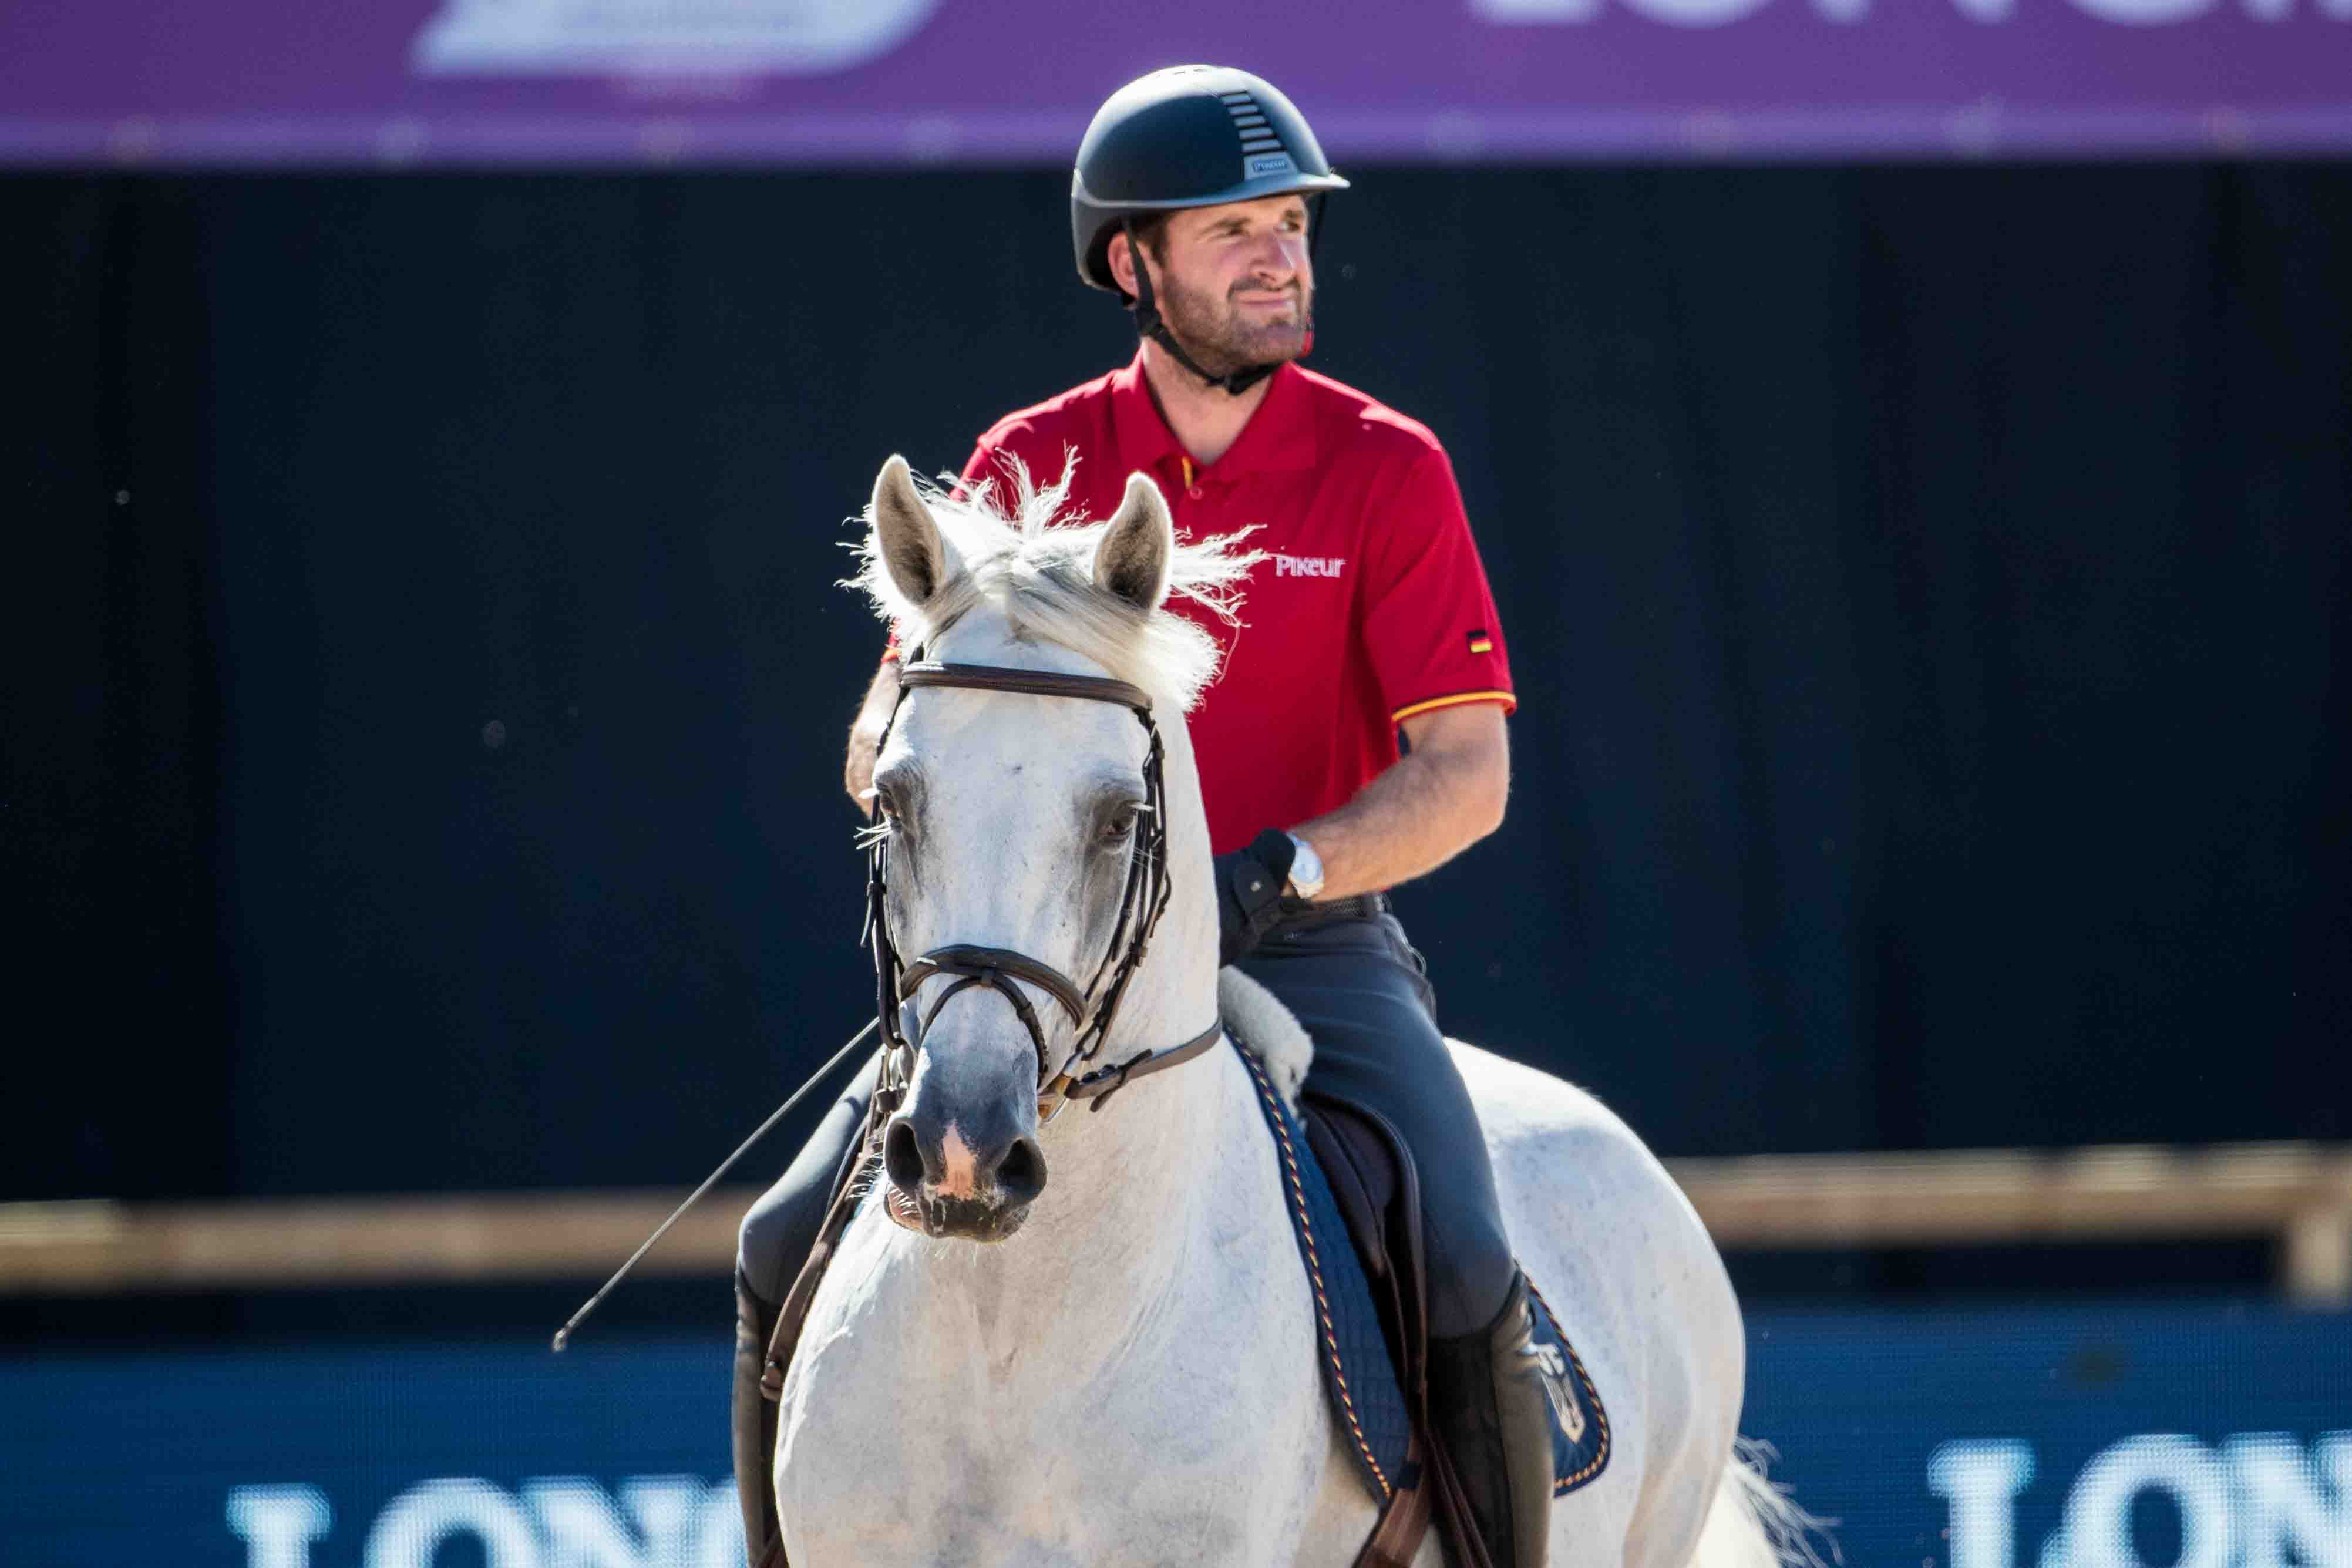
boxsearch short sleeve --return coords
[1359,447,1515,725]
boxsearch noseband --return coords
[866,660,1223,1116]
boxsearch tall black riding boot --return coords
[731,1271,784,1568]
[1425,1270,1556,1568]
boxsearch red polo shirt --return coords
[920,350,1513,857]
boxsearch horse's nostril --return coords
[883,1118,927,1193]
[997,1135,1047,1206]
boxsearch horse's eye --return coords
[1099,807,1140,846]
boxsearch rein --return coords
[870,660,1222,1117]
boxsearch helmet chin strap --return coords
[1123,220,1286,399]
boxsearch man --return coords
[735,65,1553,1567]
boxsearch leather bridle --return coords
[866,660,1223,1118]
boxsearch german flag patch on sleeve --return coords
[1467,629,1493,655]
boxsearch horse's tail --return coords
[1688,1439,1835,1568]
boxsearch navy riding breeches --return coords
[736,909,1516,1338]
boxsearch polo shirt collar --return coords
[1108,348,1320,481]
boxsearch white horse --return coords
[772,455,1795,1568]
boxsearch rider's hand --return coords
[1213,829,1297,967]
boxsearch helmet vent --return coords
[1220,90,1288,155]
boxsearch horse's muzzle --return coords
[884,1183,1033,1242]
[881,1109,1047,1243]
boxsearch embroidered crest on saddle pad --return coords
[1230,1037,1610,1503]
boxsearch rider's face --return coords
[1140,194,1315,375]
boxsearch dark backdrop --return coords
[6,166,2348,1224]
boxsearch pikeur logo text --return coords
[1274,555,1347,578]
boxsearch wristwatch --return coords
[1284,832,1325,901]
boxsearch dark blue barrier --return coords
[1744,1304,2352,1568]
[5,1304,2347,1566]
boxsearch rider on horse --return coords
[735,64,1557,1567]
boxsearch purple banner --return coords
[3,0,2347,165]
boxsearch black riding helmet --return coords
[1070,65,1349,395]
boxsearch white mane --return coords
[848,455,1263,712]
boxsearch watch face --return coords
[1287,836,1324,896]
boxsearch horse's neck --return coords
[949,1037,1251,1371]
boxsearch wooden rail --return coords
[4,1143,2348,1303]
[1667,1142,2352,1304]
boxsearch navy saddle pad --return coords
[1231,1037,1611,1505]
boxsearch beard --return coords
[1153,268,1314,378]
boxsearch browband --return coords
[897,661,1153,716]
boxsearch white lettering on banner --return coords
[1932,1433,2352,1568]
[1474,0,2339,21]
[526,1476,711,1568]
[2064,0,2218,21]
[1929,1441,2035,1568]
[226,1487,333,1568]
[229,1477,741,1568]
[365,1478,541,1568]
[2230,1434,2352,1568]
[2062,1435,2233,1568]
[1626,0,1775,27]
[691,1485,749,1568]
[1274,554,1348,578]
[412,0,939,78]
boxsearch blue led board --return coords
[4,1304,2346,1566]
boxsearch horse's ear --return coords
[1094,471,1173,613]
[872,455,947,605]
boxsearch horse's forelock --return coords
[847,454,1262,713]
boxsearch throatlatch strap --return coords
[1058,1018,1225,1111]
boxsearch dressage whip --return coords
[550,1018,877,1352]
